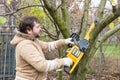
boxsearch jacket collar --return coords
[16,31,36,41]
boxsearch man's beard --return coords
[35,34,40,38]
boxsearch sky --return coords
[69,0,118,10]
[90,0,118,10]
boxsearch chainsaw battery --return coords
[66,45,83,63]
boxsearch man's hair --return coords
[19,16,39,33]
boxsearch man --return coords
[11,16,73,80]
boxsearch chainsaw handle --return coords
[64,66,70,74]
[68,33,79,47]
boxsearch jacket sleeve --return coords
[39,39,66,53]
[20,42,64,72]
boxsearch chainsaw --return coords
[64,21,96,74]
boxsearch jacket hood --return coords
[10,31,36,46]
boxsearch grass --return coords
[95,43,120,58]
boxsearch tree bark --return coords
[42,0,70,38]
[80,0,91,38]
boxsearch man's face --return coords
[32,21,42,38]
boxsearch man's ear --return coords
[26,27,32,34]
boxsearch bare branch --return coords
[96,23,120,48]
[40,1,60,39]
[91,5,120,42]
[42,25,59,40]
[97,0,107,19]
[80,0,91,38]
[56,4,62,11]
[1,3,21,21]
[0,4,43,16]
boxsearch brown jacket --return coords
[10,31,66,80]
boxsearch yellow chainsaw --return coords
[64,21,96,74]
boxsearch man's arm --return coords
[20,43,72,72]
[39,38,72,52]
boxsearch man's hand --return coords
[63,57,73,67]
[65,38,74,45]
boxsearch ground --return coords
[48,58,120,80]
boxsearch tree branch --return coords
[0,4,43,16]
[91,5,120,42]
[42,25,59,40]
[88,5,120,62]
[42,0,70,38]
[40,0,60,39]
[42,0,56,12]
[80,0,91,38]
[1,3,20,21]
[88,23,120,61]
[96,23,120,48]
[61,0,70,32]
[97,0,107,19]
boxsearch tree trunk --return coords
[42,0,120,80]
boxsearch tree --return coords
[42,0,120,80]
[0,0,120,80]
